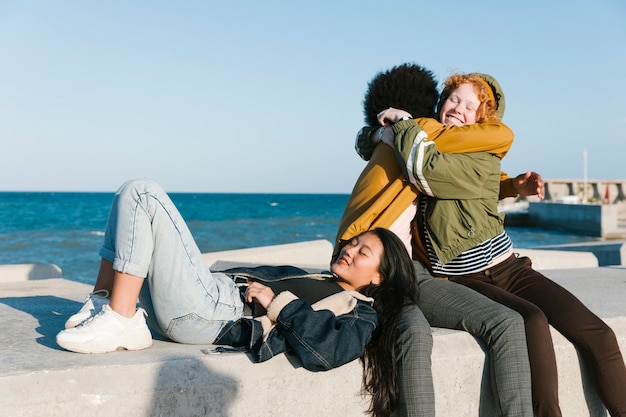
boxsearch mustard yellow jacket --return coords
[333,118,516,263]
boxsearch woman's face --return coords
[331,232,383,291]
[439,83,480,126]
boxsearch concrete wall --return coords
[527,202,620,237]
[531,179,626,204]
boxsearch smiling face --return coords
[331,231,383,291]
[439,83,481,126]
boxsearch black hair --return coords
[359,228,419,417]
[363,63,439,126]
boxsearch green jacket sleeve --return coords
[354,127,377,161]
[355,118,517,199]
[356,118,513,160]
[390,121,500,200]
[390,119,511,199]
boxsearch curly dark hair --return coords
[359,228,419,417]
[363,63,439,126]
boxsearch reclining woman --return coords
[56,178,419,417]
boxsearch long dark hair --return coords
[359,228,419,417]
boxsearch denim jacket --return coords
[213,265,377,372]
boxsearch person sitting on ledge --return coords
[335,64,537,417]
[372,73,626,416]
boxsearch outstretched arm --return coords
[514,171,545,199]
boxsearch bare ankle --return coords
[109,302,136,318]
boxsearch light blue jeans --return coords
[99,179,244,343]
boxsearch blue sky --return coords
[1,1,625,193]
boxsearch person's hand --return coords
[377,107,412,126]
[370,126,395,147]
[514,171,545,199]
[245,282,276,310]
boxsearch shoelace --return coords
[76,306,111,328]
[86,289,110,301]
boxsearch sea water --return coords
[0,192,601,285]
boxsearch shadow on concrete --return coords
[474,339,609,416]
[2,295,239,416]
[148,356,238,417]
[27,263,63,280]
[476,339,608,417]
[577,349,609,417]
[0,295,74,349]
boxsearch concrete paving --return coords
[2,241,626,416]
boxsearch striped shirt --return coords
[419,196,513,276]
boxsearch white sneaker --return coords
[65,289,110,329]
[56,304,153,354]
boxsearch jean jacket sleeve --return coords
[256,291,377,371]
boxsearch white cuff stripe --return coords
[407,130,434,196]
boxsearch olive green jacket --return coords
[334,118,514,264]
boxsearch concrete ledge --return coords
[0,263,62,283]
[0,240,334,284]
[2,269,624,416]
[514,248,599,269]
[533,240,626,267]
[2,240,626,416]
[202,239,334,269]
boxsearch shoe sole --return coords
[57,331,153,354]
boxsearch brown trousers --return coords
[450,254,626,417]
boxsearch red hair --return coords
[438,74,499,122]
